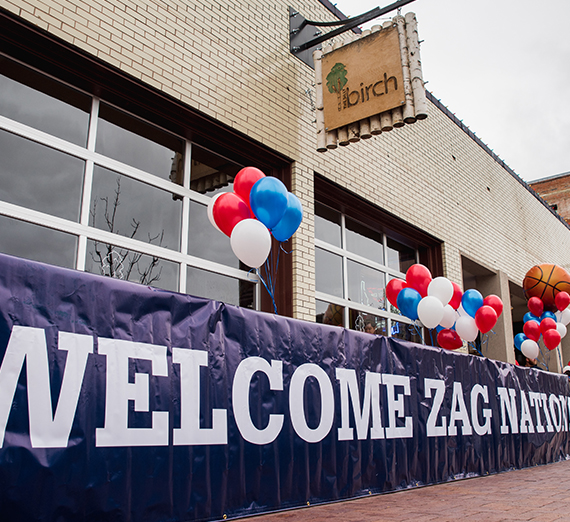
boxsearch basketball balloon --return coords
[523,264,570,311]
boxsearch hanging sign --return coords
[314,13,428,151]
[322,26,405,131]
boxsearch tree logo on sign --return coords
[326,63,348,111]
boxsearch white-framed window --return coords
[0,53,257,308]
[314,201,423,342]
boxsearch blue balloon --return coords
[271,192,303,242]
[397,287,422,321]
[523,312,540,324]
[540,311,556,321]
[461,289,484,318]
[514,333,527,350]
[249,177,288,229]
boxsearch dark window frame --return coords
[314,174,443,278]
[0,9,294,316]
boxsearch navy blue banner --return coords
[0,253,568,521]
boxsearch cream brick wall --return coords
[6,0,569,323]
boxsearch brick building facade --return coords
[0,0,569,368]
[530,172,570,224]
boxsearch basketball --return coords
[523,264,570,310]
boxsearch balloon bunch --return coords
[515,292,569,362]
[386,264,503,351]
[207,167,303,311]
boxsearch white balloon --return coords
[417,296,445,329]
[561,308,570,326]
[230,218,271,268]
[207,193,224,233]
[556,322,567,339]
[440,304,458,329]
[427,276,454,306]
[521,339,539,360]
[455,315,479,342]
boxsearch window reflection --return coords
[316,299,344,327]
[0,56,91,146]
[96,103,184,181]
[391,319,422,344]
[315,247,343,297]
[90,166,181,251]
[345,217,383,262]
[0,130,84,221]
[187,266,254,308]
[0,215,77,269]
[350,310,387,335]
[85,239,178,291]
[315,203,341,247]
[347,259,386,310]
[190,145,242,194]
[386,237,416,274]
[188,200,238,267]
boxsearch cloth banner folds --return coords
[0,253,568,521]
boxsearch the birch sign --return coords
[322,26,405,131]
[314,13,428,152]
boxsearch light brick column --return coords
[291,163,315,322]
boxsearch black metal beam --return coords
[295,0,416,53]
[289,0,416,68]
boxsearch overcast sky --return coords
[329,0,570,182]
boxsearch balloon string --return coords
[537,342,548,371]
[257,265,278,314]
[412,322,424,344]
[468,341,483,357]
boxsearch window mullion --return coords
[179,141,192,293]
[76,97,99,271]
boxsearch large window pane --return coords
[85,239,178,291]
[0,216,77,269]
[347,260,386,310]
[350,310,387,336]
[0,56,91,146]
[90,166,182,251]
[0,130,84,221]
[188,201,238,268]
[315,203,341,247]
[96,103,184,181]
[386,237,416,274]
[190,145,242,194]
[186,266,254,308]
[316,299,344,327]
[315,247,343,297]
[345,217,383,263]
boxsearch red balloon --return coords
[386,278,407,308]
[406,264,432,298]
[212,192,252,237]
[483,294,503,317]
[555,291,570,312]
[437,329,463,350]
[540,317,557,334]
[233,167,266,208]
[543,329,561,350]
[449,282,463,309]
[523,320,541,342]
[527,296,544,317]
[475,305,498,334]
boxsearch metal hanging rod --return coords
[289,0,416,68]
